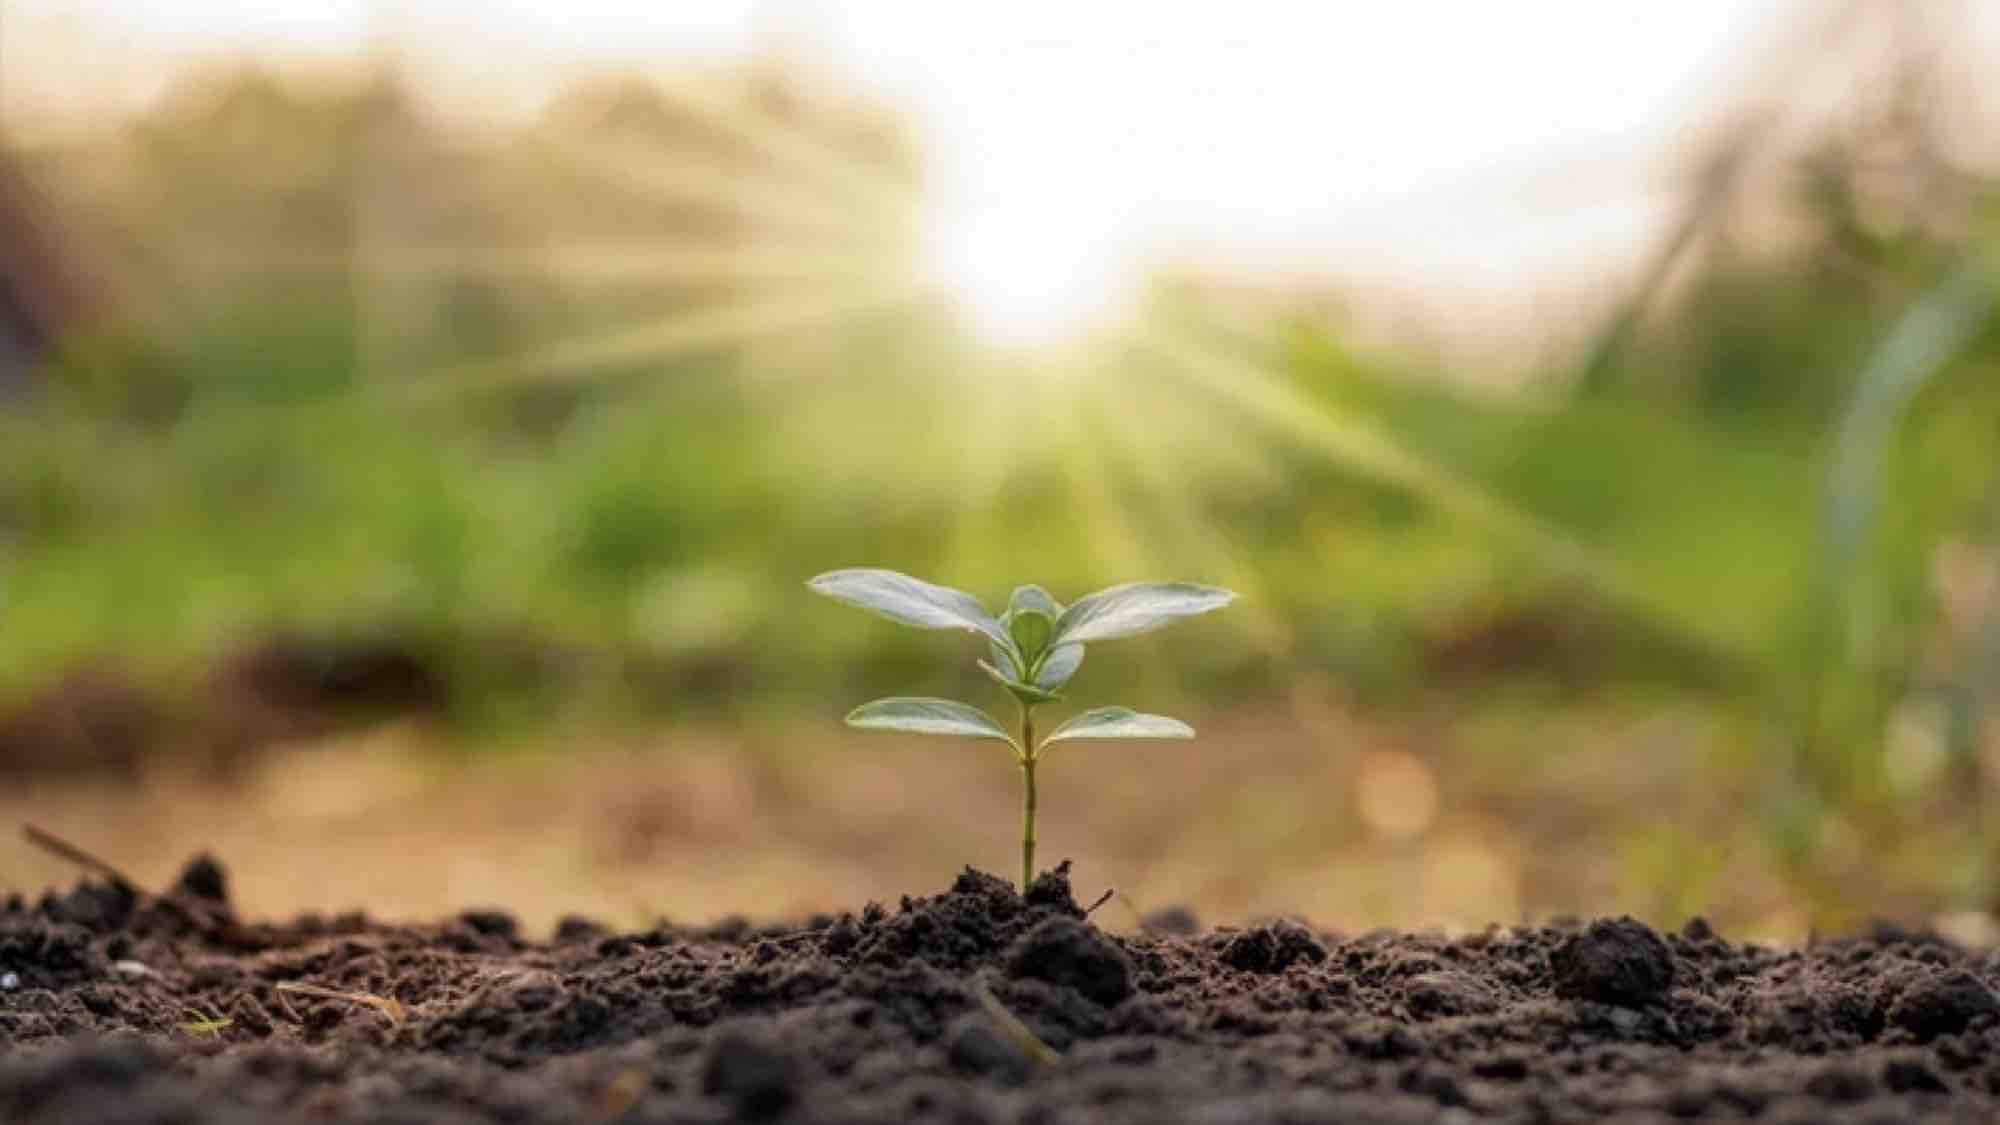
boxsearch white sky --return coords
[7,0,1824,343]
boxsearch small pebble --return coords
[1,971,18,991]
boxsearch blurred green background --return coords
[3,0,2000,935]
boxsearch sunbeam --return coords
[1131,321,1753,664]
[1082,367,1293,658]
[191,244,909,287]
[536,134,907,248]
[1054,363,1208,706]
[936,356,1032,589]
[643,69,922,229]
[413,276,935,395]
[1055,356,1173,581]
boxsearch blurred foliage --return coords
[2,36,2000,922]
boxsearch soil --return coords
[5,855,2000,1123]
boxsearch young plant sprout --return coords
[808,569,1234,890]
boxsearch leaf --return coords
[845,698,1019,748]
[988,637,1026,680]
[979,660,1064,704]
[809,569,1015,652]
[993,587,1064,677]
[1052,582,1235,644]
[1040,706,1194,748]
[1033,642,1085,690]
[1008,609,1055,664]
[1007,585,1064,619]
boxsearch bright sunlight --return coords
[922,201,1130,346]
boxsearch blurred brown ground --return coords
[0,694,1870,943]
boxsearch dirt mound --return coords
[5,855,2000,1122]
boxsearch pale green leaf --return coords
[1041,706,1194,747]
[1008,609,1055,664]
[993,586,1064,676]
[845,698,1019,747]
[809,569,1014,652]
[1033,642,1085,690]
[988,637,1026,680]
[1052,582,1235,644]
[1007,585,1064,619]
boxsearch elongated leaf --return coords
[1052,582,1235,644]
[845,698,1019,748]
[1034,642,1085,690]
[809,569,1014,651]
[1041,707,1194,747]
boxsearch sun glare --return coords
[923,204,1129,348]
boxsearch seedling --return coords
[808,569,1233,890]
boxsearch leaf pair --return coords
[807,569,1234,704]
[808,569,1234,646]
[844,698,1192,756]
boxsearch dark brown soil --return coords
[5,855,2000,1123]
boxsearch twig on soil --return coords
[20,823,234,936]
[274,981,408,1026]
[1082,888,1115,917]
[22,824,144,894]
[1116,893,1148,928]
[975,982,1060,1067]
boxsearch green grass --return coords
[0,296,1846,724]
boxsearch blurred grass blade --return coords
[1804,254,2000,770]
[1821,256,1999,596]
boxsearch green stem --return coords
[1019,702,1037,892]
